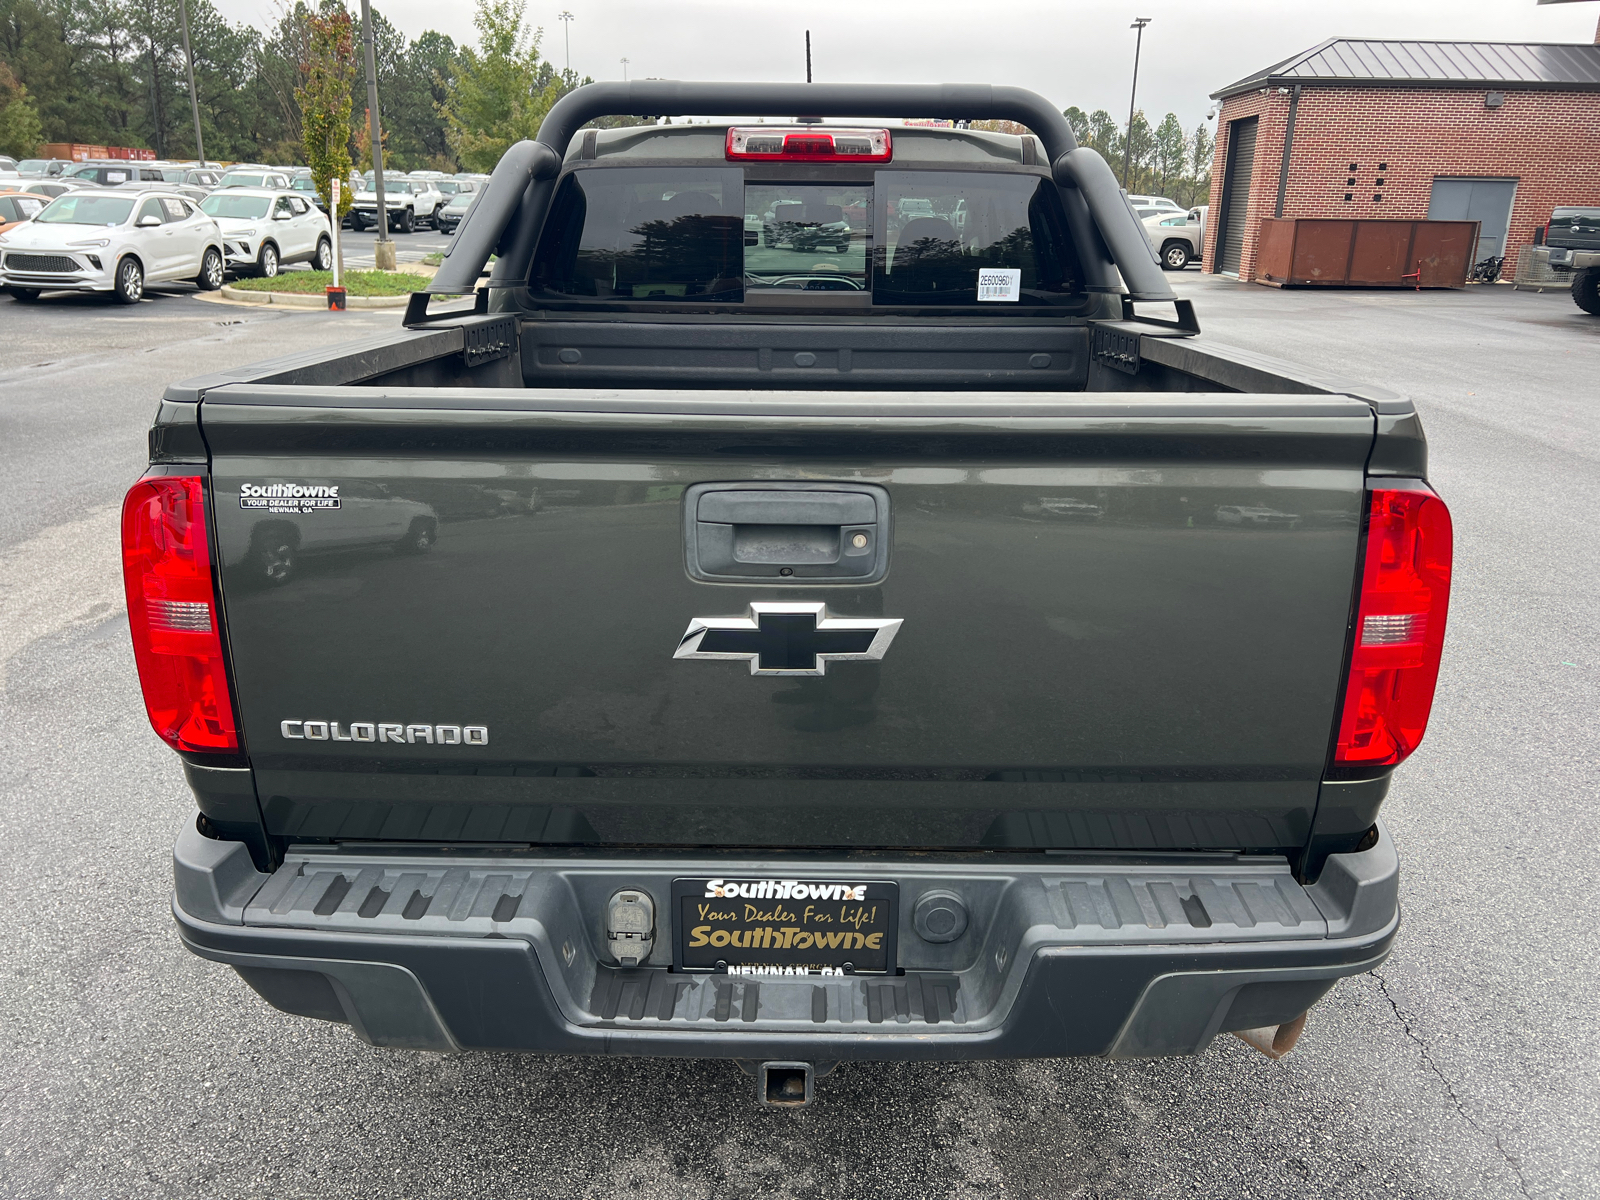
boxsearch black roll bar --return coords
[426,80,1177,305]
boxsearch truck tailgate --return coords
[201,388,1374,853]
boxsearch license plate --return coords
[672,877,898,975]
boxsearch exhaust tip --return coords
[757,1061,814,1108]
[1233,1010,1310,1060]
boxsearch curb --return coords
[218,285,410,309]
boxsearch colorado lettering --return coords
[280,720,488,745]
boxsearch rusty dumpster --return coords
[1255,218,1479,288]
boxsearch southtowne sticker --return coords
[240,483,340,514]
[673,878,898,974]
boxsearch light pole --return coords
[1123,17,1151,189]
[359,0,394,270]
[176,0,205,164]
[620,56,629,81]
[559,11,573,75]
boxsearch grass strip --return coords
[229,270,421,297]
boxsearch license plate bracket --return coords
[672,877,898,975]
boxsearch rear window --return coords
[531,167,743,301]
[530,166,1080,308]
[873,171,1081,306]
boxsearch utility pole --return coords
[177,0,205,164]
[359,0,395,270]
[559,11,573,75]
[1123,17,1152,189]
[620,56,629,81]
[806,30,812,82]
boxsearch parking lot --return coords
[0,272,1595,1199]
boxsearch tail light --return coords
[726,127,892,163]
[1333,482,1453,767]
[121,475,239,753]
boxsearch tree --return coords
[1063,105,1090,148]
[1153,112,1185,195]
[440,0,562,173]
[0,60,41,156]
[296,3,356,231]
[1086,109,1120,160]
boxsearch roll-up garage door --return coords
[1217,117,1259,276]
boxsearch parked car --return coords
[0,188,223,302]
[291,172,363,216]
[350,176,444,232]
[66,162,167,186]
[1143,205,1207,270]
[1127,194,1182,213]
[0,189,50,235]
[0,156,15,172]
[161,167,221,188]
[199,188,332,277]
[20,180,83,200]
[238,483,439,587]
[216,170,292,190]
[15,158,72,178]
[433,189,476,234]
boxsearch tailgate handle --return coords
[684,483,890,584]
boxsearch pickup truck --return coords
[128,82,1451,1108]
[1544,206,1600,315]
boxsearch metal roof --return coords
[1213,38,1600,98]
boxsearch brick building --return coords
[1201,39,1600,281]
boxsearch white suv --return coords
[200,188,332,277]
[350,177,444,233]
[0,189,224,303]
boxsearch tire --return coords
[247,529,298,586]
[1574,267,1600,316]
[396,207,414,234]
[1161,241,1191,271]
[195,247,224,291]
[313,237,333,271]
[396,517,436,554]
[256,242,279,278]
[7,287,41,302]
[350,215,367,232]
[113,257,143,304]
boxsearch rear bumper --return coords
[173,824,1399,1061]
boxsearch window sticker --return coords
[977,267,1022,302]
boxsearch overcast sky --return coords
[215,0,1600,131]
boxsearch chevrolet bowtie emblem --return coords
[674,602,903,676]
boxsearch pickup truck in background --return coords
[1143,204,1207,271]
[127,82,1452,1108]
[1544,206,1600,315]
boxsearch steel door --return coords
[1216,118,1258,276]
[1428,177,1517,259]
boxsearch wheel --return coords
[256,242,279,278]
[350,215,367,232]
[313,237,333,272]
[396,517,436,554]
[1574,267,1600,316]
[195,247,224,290]
[113,257,143,304]
[6,287,41,302]
[247,529,297,586]
[1161,241,1191,271]
[395,208,414,234]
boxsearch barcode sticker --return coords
[977,267,1022,302]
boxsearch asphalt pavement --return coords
[0,272,1596,1199]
